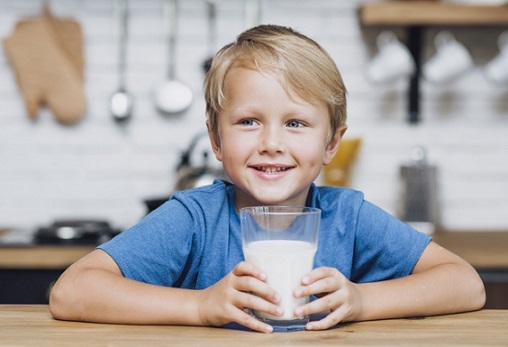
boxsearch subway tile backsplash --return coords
[0,0,507,231]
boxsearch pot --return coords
[144,132,227,214]
[34,220,121,245]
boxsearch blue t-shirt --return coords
[99,180,431,289]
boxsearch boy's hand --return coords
[197,261,283,333]
[293,267,364,331]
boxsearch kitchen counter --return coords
[0,306,507,346]
[432,230,508,270]
[0,235,95,304]
[0,245,94,269]
[2,230,507,270]
[1,231,508,306]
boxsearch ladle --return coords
[154,0,193,115]
[109,0,133,123]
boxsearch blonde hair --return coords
[204,24,347,145]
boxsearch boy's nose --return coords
[259,126,285,154]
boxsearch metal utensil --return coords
[109,0,133,123]
[154,0,193,115]
[397,146,440,234]
[202,0,219,74]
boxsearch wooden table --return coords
[0,306,506,346]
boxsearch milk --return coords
[243,240,317,320]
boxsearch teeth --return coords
[256,166,287,174]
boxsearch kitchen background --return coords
[0,0,507,233]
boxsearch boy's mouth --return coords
[252,166,293,174]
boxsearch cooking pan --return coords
[35,220,121,245]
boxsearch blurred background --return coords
[0,0,507,233]
[1,0,508,307]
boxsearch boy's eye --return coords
[240,119,256,126]
[287,120,304,128]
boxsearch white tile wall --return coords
[0,0,507,231]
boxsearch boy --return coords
[50,25,485,334]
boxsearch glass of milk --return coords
[240,206,320,332]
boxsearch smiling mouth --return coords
[252,166,293,174]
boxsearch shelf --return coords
[359,1,508,124]
[360,2,508,26]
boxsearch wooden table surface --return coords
[0,306,506,346]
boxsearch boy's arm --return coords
[49,249,203,325]
[297,241,486,330]
[356,241,486,320]
[49,249,281,333]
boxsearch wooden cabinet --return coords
[0,269,64,304]
[433,231,508,309]
[0,246,94,304]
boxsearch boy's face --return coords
[208,67,345,210]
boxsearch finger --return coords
[301,267,343,285]
[306,308,347,331]
[234,274,281,305]
[235,310,274,334]
[232,261,267,281]
[295,283,352,320]
[294,293,336,319]
[236,291,284,318]
[295,276,343,299]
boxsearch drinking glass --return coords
[240,206,321,332]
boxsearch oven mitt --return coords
[3,7,86,125]
[45,9,85,83]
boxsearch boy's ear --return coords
[323,125,347,166]
[206,120,223,162]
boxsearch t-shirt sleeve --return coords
[97,198,201,287]
[351,200,432,283]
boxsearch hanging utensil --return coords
[202,0,219,74]
[109,0,134,123]
[154,0,193,115]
